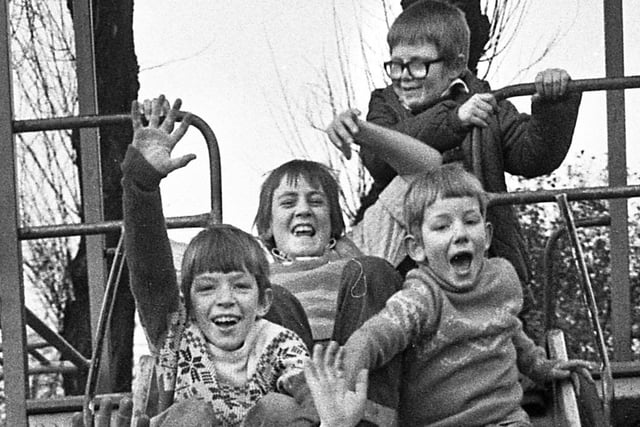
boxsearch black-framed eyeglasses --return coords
[383,57,444,79]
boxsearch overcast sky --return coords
[132,1,640,242]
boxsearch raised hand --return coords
[457,92,498,128]
[304,341,368,427]
[325,109,362,160]
[131,94,196,176]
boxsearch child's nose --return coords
[294,200,312,216]
[453,223,470,242]
[216,285,235,305]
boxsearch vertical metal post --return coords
[0,0,29,425]
[603,0,631,360]
[71,0,112,389]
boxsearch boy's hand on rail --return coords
[548,359,596,393]
[533,68,571,101]
[326,109,362,160]
[131,94,195,176]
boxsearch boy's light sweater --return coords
[344,257,552,426]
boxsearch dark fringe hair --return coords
[180,224,270,313]
[254,159,345,251]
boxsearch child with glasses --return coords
[339,163,593,426]
[326,0,582,288]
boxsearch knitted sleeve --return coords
[513,323,556,384]
[122,146,180,348]
[343,273,442,379]
[362,87,468,186]
[271,329,310,395]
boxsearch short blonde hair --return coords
[404,163,488,241]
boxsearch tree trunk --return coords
[62,0,139,395]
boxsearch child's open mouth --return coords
[449,252,473,274]
[292,224,315,237]
[212,315,240,329]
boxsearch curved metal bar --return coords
[471,127,482,179]
[18,214,211,240]
[469,75,640,212]
[542,216,611,332]
[492,75,640,102]
[13,111,222,224]
[556,194,613,426]
[488,184,640,206]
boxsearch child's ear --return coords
[405,234,426,263]
[448,53,467,78]
[257,287,273,318]
[484,221,493,252]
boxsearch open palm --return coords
[131,95,195,176]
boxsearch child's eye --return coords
[193,282,215,293]
[234,282,253,290]
[309,197,326,206]
[279,199,295,208]
[464,215,482,225]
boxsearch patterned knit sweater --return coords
[122,147,309,425]
[156,304,308,425]
[344,258,551,426]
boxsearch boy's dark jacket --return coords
[359,69,582,284]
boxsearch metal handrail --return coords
[488,184,640,207]
[556,195,613,426]
[13,111,222,224]
[471,75,640,185]
[542,216,611,332]
[83,230,126,425]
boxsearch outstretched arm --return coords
[326,109,442,176]
[123,95,195,346]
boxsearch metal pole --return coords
[0,0,29,424]
[603,0,631,361]
[71,0,112,394]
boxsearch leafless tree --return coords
[7,0,79,401]
[5,0,139,403]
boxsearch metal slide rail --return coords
[542,216,610,333]
[556,194,613,426]
[7,111,222,419]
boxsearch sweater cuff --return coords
[121,145,165,191]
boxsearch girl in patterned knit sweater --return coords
[341,163,594,426]
[123,96,317,426]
